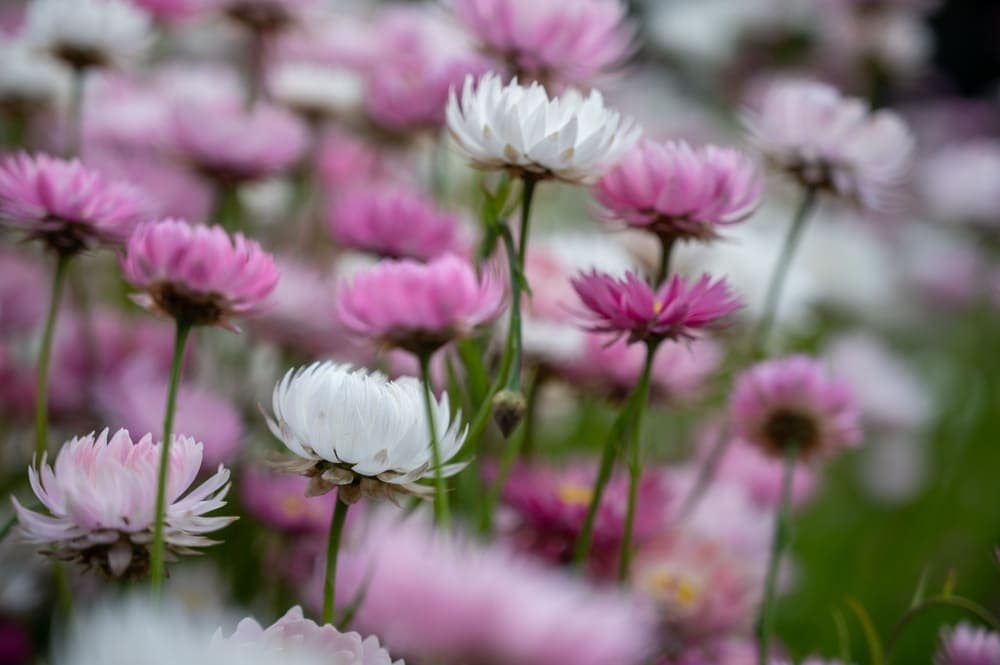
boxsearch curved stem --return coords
[754,187,818,355]
[756,443,799,665]
[322,497,350,625]
[617,341,658,582]
[887,596,1000,658]
[34,253,70,464]
[419,352,449,528]
[150,321,191,597]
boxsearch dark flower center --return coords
[150,282,225,326]
[763,409,819,455]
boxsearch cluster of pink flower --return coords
[0,0,996,665]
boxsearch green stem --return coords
[419,353,449,528]
[887,595,1000,658]
[213,183,243,232]
[322,497,350,624]
[150,321,191,597]
[617,341,658,582]
[66,67,86,157]
[34,253,70,464]
[505,178,538,392]
[654,235,677,287]
[754,187,818,355]
[756,443,799,665]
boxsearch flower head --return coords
[0,152,145,254]
[0,40,70,116]
[572,270,742,344]
[451,0,634,87]
[121,219,279,328]
[936,622,1000,665]
[12,428,235,579]
[920,140,1000,228]
[216,0,318,33]
[336,254,505,355]
[265,362,468,502]
[729,354,862,459]
[595,139,762,242]
[743,79,914,210]
[25,0,153,70]
[447,72,641,184]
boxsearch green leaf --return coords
[847,596,885,665]
[909,567,930,608]
[832,608,852,665]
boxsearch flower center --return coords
[763,408,819,453]
[150,282,225,326]
[644,568,701,610]
[556,483,593,507]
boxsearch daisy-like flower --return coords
[12,428,235,579]
[328,185,466,262]
[24,0,153,71]
[446,72,641,185]
[265,361,468,502]
[450,0,634,87]
[336,254,505,356]
[936,622,1000,665]
[0,152,145,255]
[743,79,914,210]
[572,270,742,344]
[121,219,279,329]
[0,40,70,117]
[594,139,763,243]
[729,354,862,460]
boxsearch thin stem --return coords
[246,29,266,108]
[65,67,86,157]
[322,497,350,625]
[617,341,658,582]
[213,183,243,232]
[500,223,523,392]
[887,595,1000,658]
[756,443,799,665]
[419,353,450,528]
[674,424,732,522]
[517,177,537,270]
[754,187,818,355]
[654,235,677,287]
[150,320,191,597]
[34,253,70,464]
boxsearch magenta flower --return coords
[729,355,862,460]
[12,428,235,578]
[572,270,742,344]
[450,0,634,87]
[328,184,466,261]
[936,622,1000,665]
[336,254,505,355]
[121,219,279,329]
[240,467,337,534]
[0,152,145,254]
[595,139,762,243]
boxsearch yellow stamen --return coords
[557,483,594,506]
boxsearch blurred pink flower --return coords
[224,605,401,665]
[919,140,1000,227]
[121,219,279,328]
[12,428,235,578]
[667,639,756,665]
[324,511,655,665]
[129,0,206,23]
[215,0,318,32]
[706,435,817,510]
[314,129,387,194]
[730,355,862,460]
[936,622,1000,665]
[744,79,914,210]
[336,254,505,355]
[595,139,762,243]
[0,247,47,337]
[240,467,337,534]
[572,270,742,344]
[450,0,633,87]
[0,152,145,254]
[328,184,466,261]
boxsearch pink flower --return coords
[0,152,145,254]
[743,79,914,210]
[323,511,655,665]
[336,254,505,355]
[594,139,762,242]
[328,184,466,261]
[572,270,742,344]
[171,101,308,184]
[0,247,47,337]
[215,0,318,32]
[121,219,279,328]
[705,434,817,510]
[667,639,756,665]
[130,0,206,23]
[729,355,862,460]
[937,622,1000,665]
[315,129,386,194]
[240,467,337,534]
[12,428,235,578]
[224,606,401,665]
[450,0,634,87]
[919,140,1000,227]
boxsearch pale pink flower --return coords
[450,0,634,87]
[743,79,914,210]
[572,270,742,344]
[729,355,862,460]
[315,129,387,194]
[668,639,756,665]
[240,467,337,534]
[0,152,145,254]
[0,247,48,337]
[121,218,279,328]
[919,140,1000,227]
[595,139,762,242]
[705,434,817,510]
[129,0,206,23]
[936,622,1000,665]
[12,428,235,578]
[328,184,466,261]
[336,254,505,355]
[323,511,655,665]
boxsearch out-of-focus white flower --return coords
[25,0,154,70]
[269,62,364,121]
[446,72,640,184]
[0,40,70,113]
[919,141,1000,227]
[857,433,928,505]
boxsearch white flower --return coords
[0,40,70,111]
[266,362,468,502]
[25,0,153,70]
[269,62,365,120]
[446,72,641,184]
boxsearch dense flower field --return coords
[0,0,998,664]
